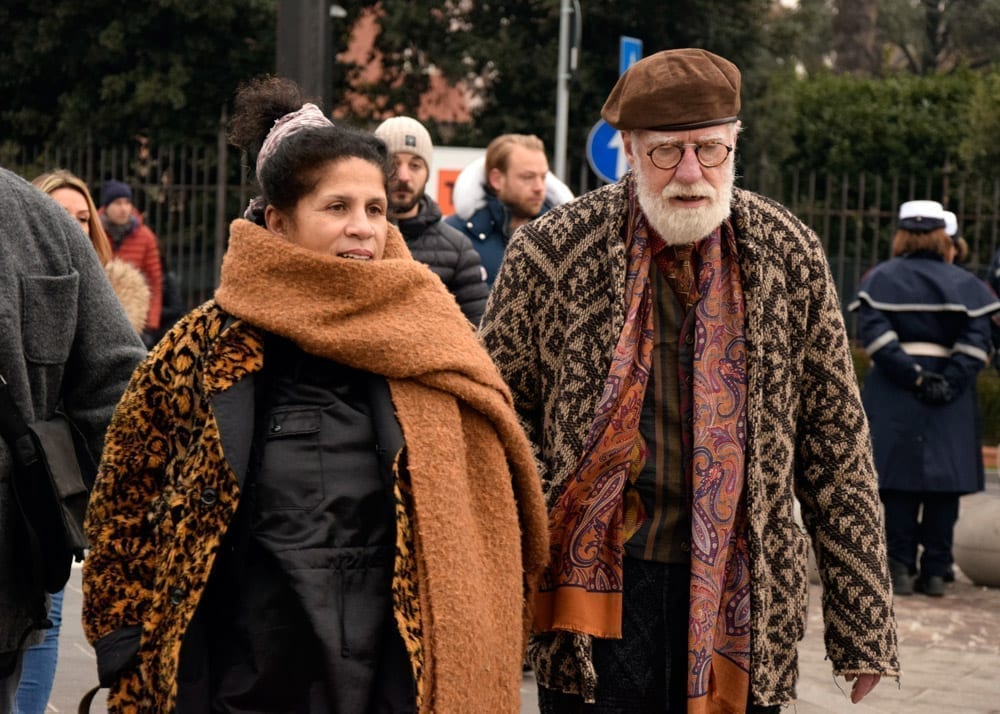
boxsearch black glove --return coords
[916,371,954,405]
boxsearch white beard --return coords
[635,160,736,246]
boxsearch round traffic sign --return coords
[586,120,627,184]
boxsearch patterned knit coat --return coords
[479,175,900,706]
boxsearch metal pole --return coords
[554,0,571,182]
[276,0,332,109]
[214,106,229,288]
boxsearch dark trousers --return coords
[881,489,960,579]
[537,557,778,714]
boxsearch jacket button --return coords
[169,588,184,605]
[200,488,217,505]
[271,423,282,433]
[478,233,487,241]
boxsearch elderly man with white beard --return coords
[479,48,900,713]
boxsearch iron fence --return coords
[2,132,253,312]
[4,136,999,340]
[741,165,1000,336]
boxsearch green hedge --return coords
[977,369,1000,445]
[743,68,1000,179]
[851,347,1000,444]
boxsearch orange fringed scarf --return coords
[214,219,549,713]
[532,210,654,638]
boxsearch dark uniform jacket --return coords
[851,253,1000,494]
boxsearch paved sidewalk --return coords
[47,493,1000,713]
[521,570,1000,713]
[791,571,1000,713]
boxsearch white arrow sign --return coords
[610,131,627,180]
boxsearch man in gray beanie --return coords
[0,168,146,707]
[480,48,899,712]
[374,115,488,325]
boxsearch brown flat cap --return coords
[601,48,741,131]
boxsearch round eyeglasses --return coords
[646,141,733,170]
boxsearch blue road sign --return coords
[586,119,626,184]
[620,36,643,76]
[587,37,644,184]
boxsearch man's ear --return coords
[264,205,287,237]
[621,131,633,161]
[487,167,504,193]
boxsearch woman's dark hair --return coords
[228,75,392,212]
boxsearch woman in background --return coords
[33,171,150,334]
[850,200,1000,597]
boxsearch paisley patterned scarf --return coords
[687,220,750,713]
[532,191,750,709]
[531,198,654,637]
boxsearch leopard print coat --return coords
[479,176,901,706]
[81,304,429,712]
[82,304,256,712]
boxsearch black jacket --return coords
[174,336,414,713]
[396,195,488,325]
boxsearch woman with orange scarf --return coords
[81,77,548,713]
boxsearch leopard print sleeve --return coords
[81,304,216,646]
[82,354,170,648]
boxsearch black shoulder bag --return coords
[0,373,95,603]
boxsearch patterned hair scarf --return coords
[245,102,335,222]
[533,186,750,710]
[255,102,333,177]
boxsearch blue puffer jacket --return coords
[444,193,512,289]
[444,158,574,289]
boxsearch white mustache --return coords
[661,181,717,200]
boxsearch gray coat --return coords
[0,168,146,655]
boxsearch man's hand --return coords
[843,673,881,703]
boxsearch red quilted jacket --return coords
[105,211,162,330]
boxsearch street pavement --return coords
[44,487,1000,713]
